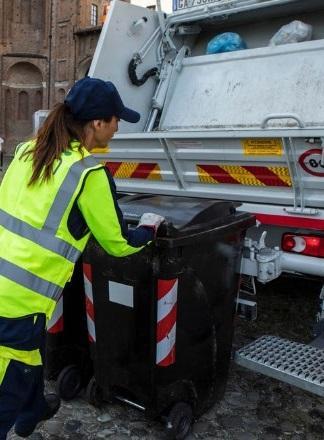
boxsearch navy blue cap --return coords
[64,77,140,123]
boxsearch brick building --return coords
[0,0,110,155]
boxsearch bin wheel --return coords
[85,376,103,407]
[56,365,82,401]
[165,402,193,440]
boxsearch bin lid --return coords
[119,195,240,237]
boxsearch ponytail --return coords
[22,103,88,186]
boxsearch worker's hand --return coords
[137,212,165,237]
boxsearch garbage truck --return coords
[34,0,324,429]
[86,0,324,397]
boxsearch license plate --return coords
[173,0,240,12]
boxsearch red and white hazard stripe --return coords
[156,279,178,367]
[47,296,63,333]
[83,263,96,343]
[239,203,324,231]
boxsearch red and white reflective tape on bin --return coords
[47,295,63,333]
[156,278,178,367]
[83,263,96,343]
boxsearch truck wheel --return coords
[56,365,82,400]
[166,402,193,440]
[85,376,103,407]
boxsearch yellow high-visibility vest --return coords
[0,140,103,320]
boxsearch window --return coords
[34,90,43,110]
[5,89,11,120]
[90,4,98,26]
[18,91,29,120]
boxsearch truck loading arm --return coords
[128,25,161,87]
[145,46,190,132]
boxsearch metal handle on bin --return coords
[261,114,305,129]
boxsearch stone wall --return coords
[0,0,107,154]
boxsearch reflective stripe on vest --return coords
[0,156,99,265]
[0,209,80,263]
[0,150,100,307]
[0,258,62,301]
[43,155,98,233]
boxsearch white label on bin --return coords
[108,281,134,308]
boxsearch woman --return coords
[0,77,164,439]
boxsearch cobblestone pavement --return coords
[7,278,324,440]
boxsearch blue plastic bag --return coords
[206,32,247,55]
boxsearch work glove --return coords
[137,212,165,237]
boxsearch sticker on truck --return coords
[242,139,283,156]
[105,162,162,180]
[197,164,291,186]
[298,149,324,177]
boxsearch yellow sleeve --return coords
[77,168,144,257]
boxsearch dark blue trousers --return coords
[0,314,47,440]
[0,360,47,440]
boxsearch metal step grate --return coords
[235,335,324,397]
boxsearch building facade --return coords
[0,0,109,155]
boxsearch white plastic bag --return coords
[269,20,312,46]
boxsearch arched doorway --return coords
[5,62,43,152]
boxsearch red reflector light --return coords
[282,234,324,257]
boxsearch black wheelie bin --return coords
[46,192,132,402]
[45,259,93,400]
[83,195,255,438]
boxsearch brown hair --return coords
[22,103,88,186]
